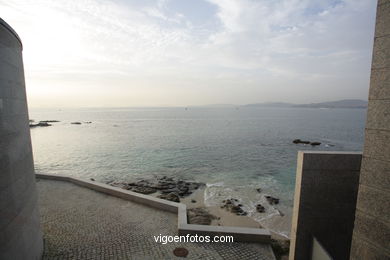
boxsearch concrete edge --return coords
[298,151,363,155]
[35,173,271,243]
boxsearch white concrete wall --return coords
[0,18,43,259]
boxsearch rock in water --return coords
[265,195,280,205]
[256,204,265,213]
[40,120,60,123]
[29,122,51,127]
[293,139,310,144]
[221,198,248,216]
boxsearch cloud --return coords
[0,0,377,107]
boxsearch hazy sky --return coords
[1,0,377,107]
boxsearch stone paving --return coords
[37,179,275,260]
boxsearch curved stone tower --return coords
[0,18,43,259]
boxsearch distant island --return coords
[244,99,368,109]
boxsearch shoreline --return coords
[108,176,291,241]
[181,186,290,241]
[182,187,262,228]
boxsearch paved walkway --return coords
[37,179,275,260]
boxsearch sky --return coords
[1,0,377,108]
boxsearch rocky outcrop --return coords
[293,139,310,144]
[40,120,60,123]
[29,122,51,127]
[187,208,217,225]
[108,176,204,202]
[158,192,180,202]
[131,186,157,194]
[256,204,265,213]
[221,198,247,216]
[265,195,279,205]
[293,139,321,146]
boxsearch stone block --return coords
[375,2,390,38]
[378,0,390,6]
[356,184,390,221]
[369,68,390,100]
[365,99,390,130]
[353,210,390,250]
[350,237,390,260]
[372,35,390,70]
[363,129,390,161]
[359,157,390,191]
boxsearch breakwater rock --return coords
[221,198,248,216]
[108,176,205,203]
[293,139,321,146]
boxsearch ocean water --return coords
[29,107,366,236]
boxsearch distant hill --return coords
[198,104,237,108]
[244,99,367,109]
[244,102,293,108]
[293,99,368,109]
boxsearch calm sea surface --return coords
[30,107,366,235]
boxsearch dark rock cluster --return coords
[29,122,52,127]
[293,139,321,146]
[108,176,204,203]
[265,195,279,205]
[158,192,180,202]
[256,204,265,213]
[221,198,247,216]
[40,120,60,123]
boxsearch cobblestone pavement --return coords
[37,179,275,260]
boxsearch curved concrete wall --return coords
[0,18,43,259]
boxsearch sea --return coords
[29,106,366,237]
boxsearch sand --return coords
[182,187,263,228]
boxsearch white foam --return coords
[206,181,224,187]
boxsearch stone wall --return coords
[0,18,43,259]
[289,151,362,260]
[350,1,390,259]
